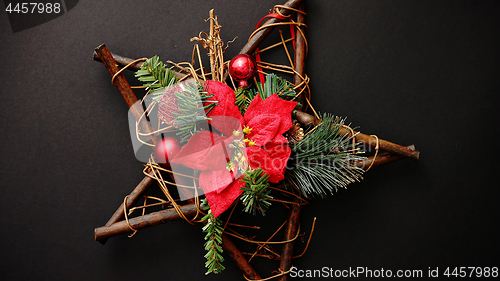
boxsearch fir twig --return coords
[134,56,178,99]
[171,82,217,142]
[288,113,366,197]
[201,208,225,275]
[239,168,273,216]
[235,86,257,114]
[235,74,298,114]
[256,73,297,101]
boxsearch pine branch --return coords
[235,86,257,114]
[171,82,217,142]
[256,73,297,101]
[239,168,273,216]
[235,74,299,114]
[201,208,225,275]
[134,56,178,99]
[287,113,366,197]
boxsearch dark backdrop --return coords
[1,1,499,280]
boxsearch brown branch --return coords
[222,234,262,280]
[104,171,155,226]
[93,50,190,81]
[93,50,144,71]
[355,145,415,169]
[278,198,302,281]
[93,46,261,279]
[293,110,420,160]
[239,0,305,56]
[94,44,142,118]
[94,44,157,144]
[94,203,198,242]
[98,170,156,244]
[293,3,307,111]
[93,44,164,242]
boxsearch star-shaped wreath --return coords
[93,1,419,280]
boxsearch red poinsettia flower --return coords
[171,80,296,218]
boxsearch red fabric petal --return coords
[272,134,288,144]
[245,114,281,146]
[199,169,236,194]
[262,142,291,182]
[205,179,245,218]
[209,115,243,138]
[204,80,244,131]
[247,142,291,183]
[171,131,229,171]
[244,94,297,137]
[244,94,264,122]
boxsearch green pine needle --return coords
[235,74,298,114]
[171,82,217,143]
[239,168,273,216]
[134,56,178,99]
[256,73,297,101]
[201,210,225,275]
[235,86,257,114]
[288,113,366,197]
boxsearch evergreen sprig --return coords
[235,86,257,114]
[201,209,225,275]
[239,168,273,216]
[135,56,178,99]
[235,74,298,114]
[256,73,297,101]
[171,82,217,142]
[288,113,366,197]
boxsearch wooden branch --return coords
[93,50,144,71]
[222,234,262,280]
[104,171,155,226]
[98,170,156,244]
[293,110,420,160]
[93,50,190,81]
[355,145,415,169]
[94,203,198,242]
[351,132,419,160]
[93,44,165,243]
[94,44,157,145]
[293,3,307,111]
[97,202,263,279]
[278,198,302,281]
[277,7,307,279]
[94,44,142,119]
[239,0,305,55]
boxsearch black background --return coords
[1,1,499,280]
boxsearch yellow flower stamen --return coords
[243,126,252,135]
[227,162,235,172]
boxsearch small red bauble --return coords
[158,83,183,127]
[228,54,257,88]
[154,136,181,169]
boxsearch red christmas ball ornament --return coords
[158,84,183,127]
[228,54,257,88]
[154,136,181,169]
